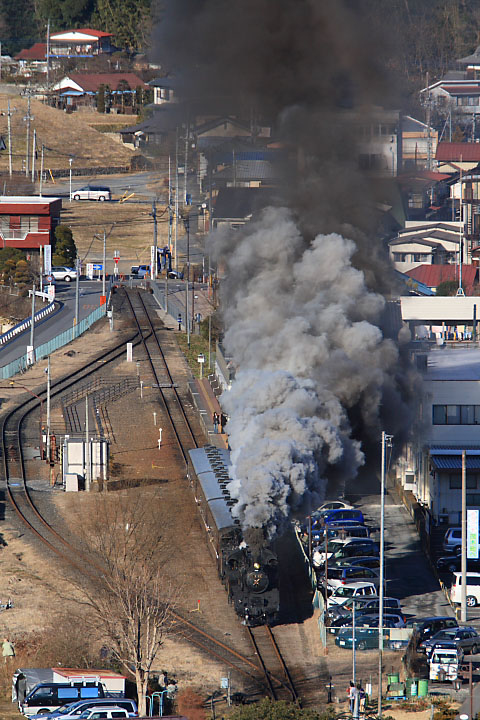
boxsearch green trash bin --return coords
[388,673,400,685]
[406,678,418,697]
[418,679,428,697]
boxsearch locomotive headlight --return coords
[254,562,260,570]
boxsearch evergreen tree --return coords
[1,0,37,55]
[53,225,77,267]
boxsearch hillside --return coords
[0,95,137,173]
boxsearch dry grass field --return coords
[62,197,171,270]
[0,94,136,172]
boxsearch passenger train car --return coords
[188,445,280,625]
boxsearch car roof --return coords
[453,571,480,577]
[333,582,377,591]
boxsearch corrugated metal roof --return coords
[431,455,480,470]
[436,142,480,162]
[405,264,477,291]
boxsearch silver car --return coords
[73,186,111,201]
[52,266,78,282]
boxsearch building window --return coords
[467,494,480,505]
[413,253,429,262]
[393,253,407,262]
[433,404,480,424]
[450,475,477,489]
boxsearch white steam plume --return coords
[211,206,399,538]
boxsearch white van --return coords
[450,571,480,607]
[79,708,129,719]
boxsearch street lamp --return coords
[379,431,393,718]
[69,158,73,202]
[182,214,190,348]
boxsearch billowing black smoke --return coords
[154,0,419,538]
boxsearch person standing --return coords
[2,637,14,663]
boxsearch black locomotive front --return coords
[224,546,280,626]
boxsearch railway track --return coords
[247,626,300,703]
[1,288,300,703]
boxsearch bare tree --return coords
[70,491,177,716]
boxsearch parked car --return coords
[322,508,364,525]
[79,708,129,719]
[451,571,480,607]
[73,186,111,201]
[313,538,379,568]
[442,527,461,554]
[328,611,404,634]
[355,612,406,628]
[130,265,149,278]
[339,556,381,570]
[30,698,138,718]
[335,627,389,650]
[436,556,480,573]
[316,501,354,512]
[167,270,183,279]
[419,626,480,657]
[325,565,380,590]
[406,616,459,643]
[52,266,77,282]
[327,581,377,607]
[327,595,402,620]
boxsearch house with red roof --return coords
[436,142,480,173]
[405,263,478,294]
[51,72,148,112]
[15,43,48,77]
[14,28,114,78]
[49,28,113,58]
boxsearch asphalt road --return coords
[0,280,104,367]
[346,465,453,622]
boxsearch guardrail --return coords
[0,304,107,380]
[0,300,57,346]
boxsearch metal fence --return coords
[0,304,107,380]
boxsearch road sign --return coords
[93,263,103,272]
[113,249,120,259]
[114,257,119,264]
[46,274,53,283]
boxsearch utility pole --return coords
[46,356,51,461]
[185,216,190,347]
[151,199,158,280]
[184,122,189,205]
[46,19,50,87]
[32,129,36,182]
[30,283,36,350]
[175,128,179,270]
[461,449,467,622]
[74,257,80,335]
[102,229,106,298]
[168,156,173,260]
[7,100,13,177]
[379,431,393,718]
[39,145,45,195]
[24,95,33,177]
[85,395,90,492]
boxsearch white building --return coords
[396,347,480,525]
[389,221,462,273]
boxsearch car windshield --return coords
[333,586,356,597]
[433,652,458,663]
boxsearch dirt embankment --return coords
[0,94,135,173]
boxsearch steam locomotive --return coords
[188,446,280,626]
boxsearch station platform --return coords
[189,376,228,449]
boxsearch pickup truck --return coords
[429,646,466,685]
